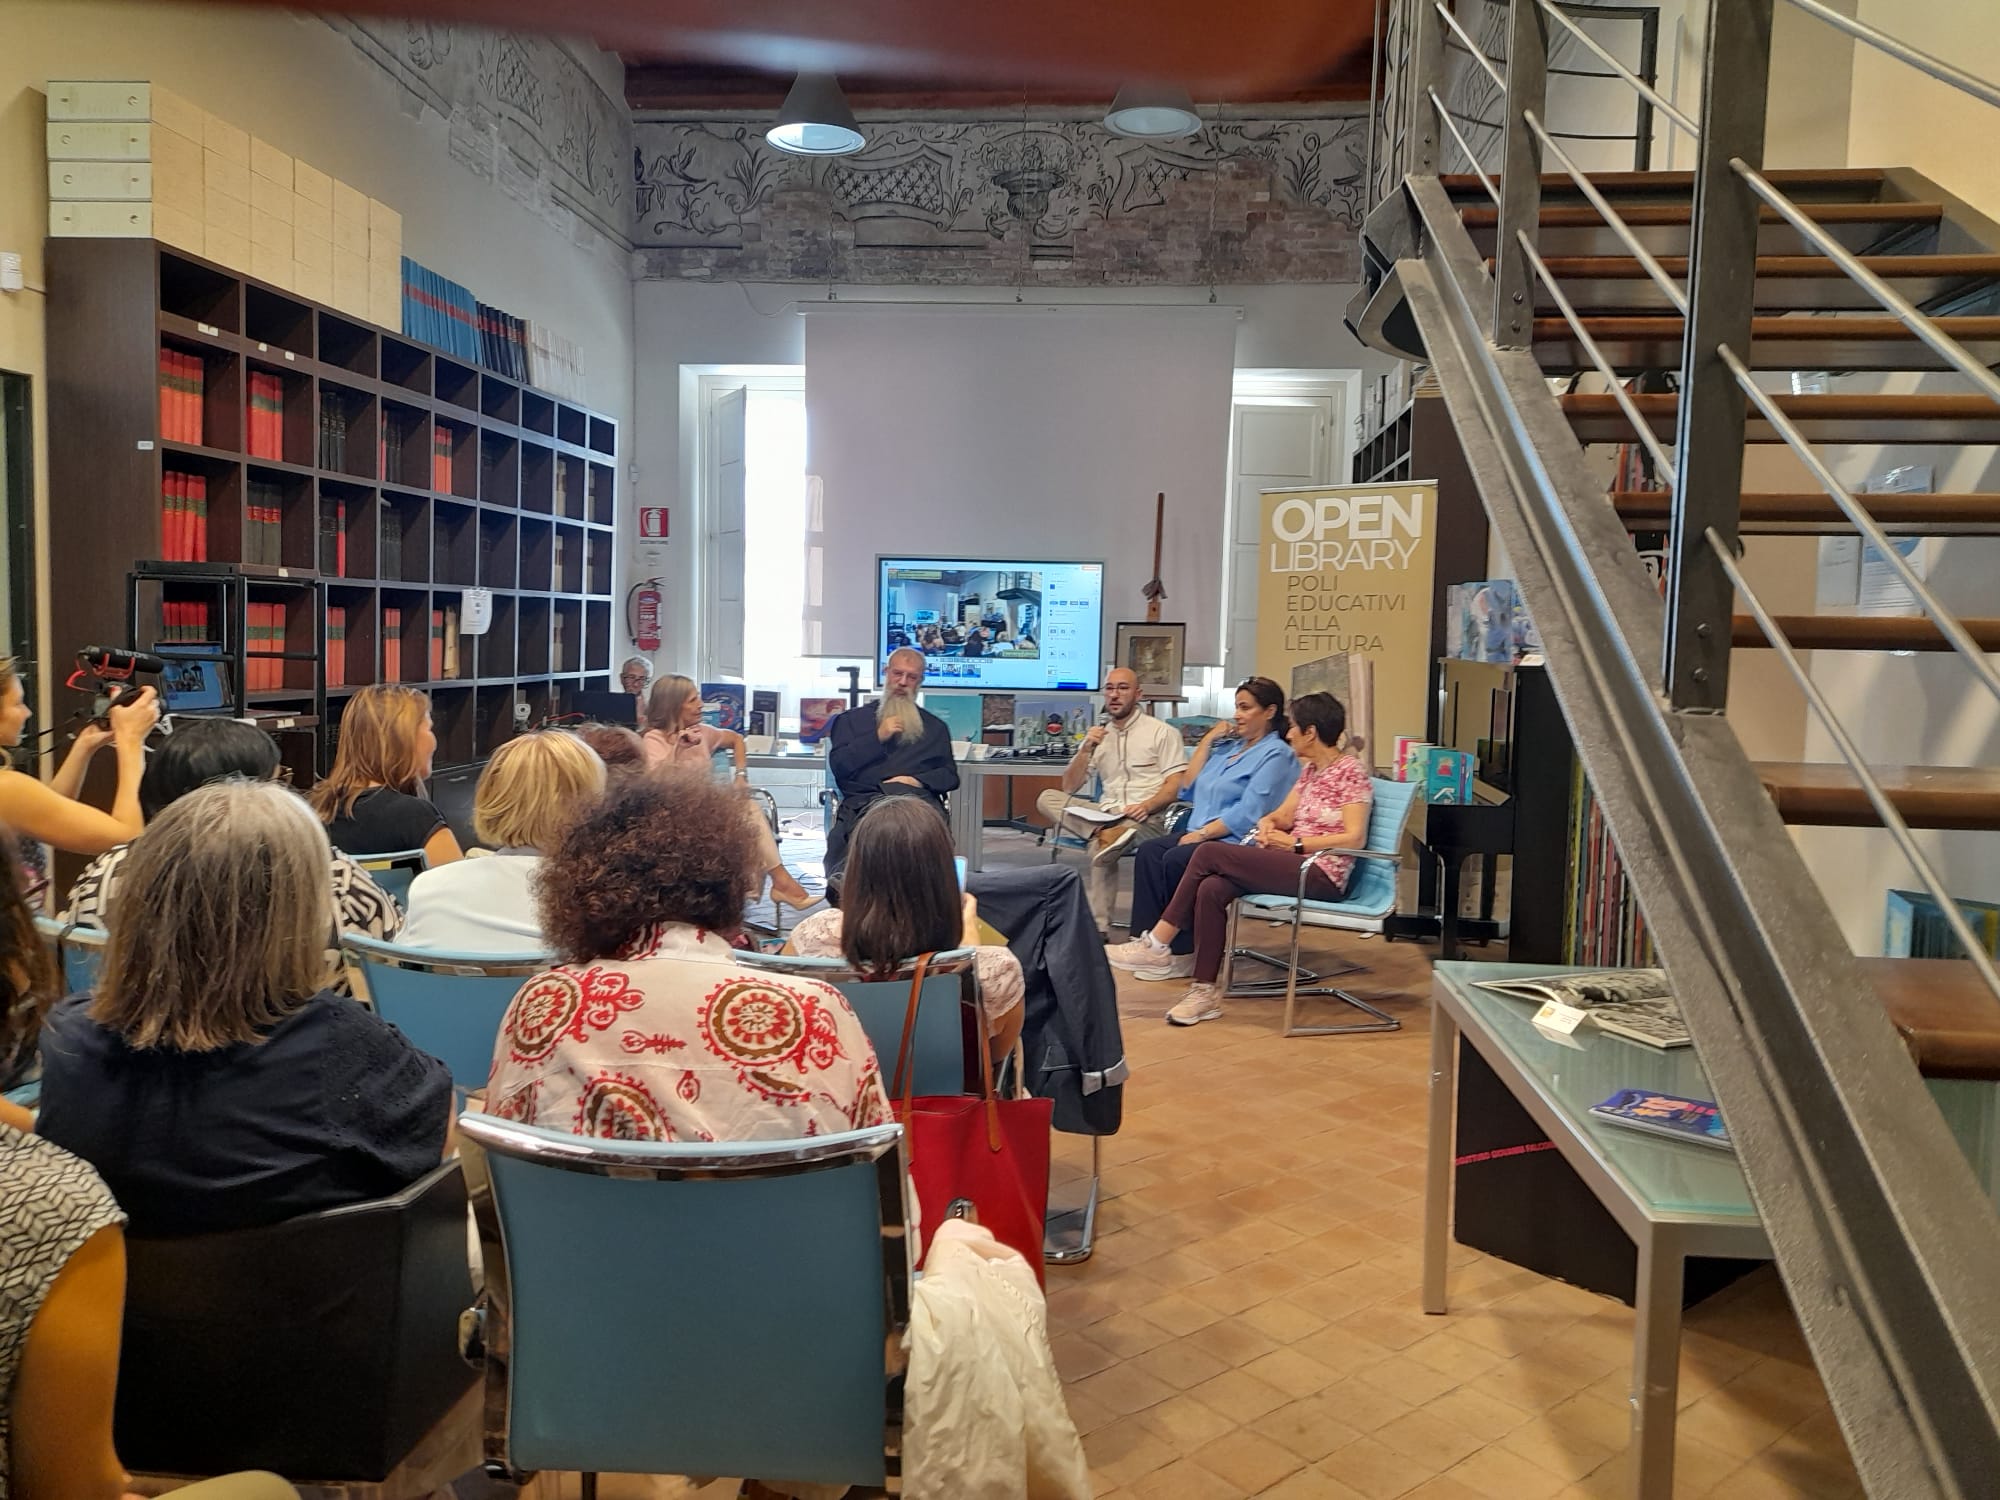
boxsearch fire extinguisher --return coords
[627,577,664,654]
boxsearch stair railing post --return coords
[1666,0,1775,710]
[1493,0,1549,346]
[1409,0,1448,175]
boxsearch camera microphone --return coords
[80,646,167,678]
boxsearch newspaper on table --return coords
[1474,969,1691,1049]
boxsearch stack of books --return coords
[382,607,404,683]
[317,393,348,471]
[159,472,207,561]
[246,370,286,460]
[326,605,346,687]
[319,498,348,577]
[245,477,284,567]
[400,257,481,364]
[158,348,206,444]
[160,600,212,643]
[432,425,454,493]
[246,601,287,691]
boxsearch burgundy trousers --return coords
[1160,842,1344,983]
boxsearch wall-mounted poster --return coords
[1113,621,1186,699]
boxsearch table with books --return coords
[1424,962,1768,1500]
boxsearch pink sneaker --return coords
[1106,936,1168,972]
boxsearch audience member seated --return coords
[37,781,453,1238]
[309,683,464,866]
[575,720,648,784]
[0,1125,299,1500]
[619,655,652,725]
[400,731,604,953]
[0,846,60,1128]
[1033,667,1188,933]
[0,656,158,862]
[641,675,812,910]
[1118,677,1298,981]
[60,719,403,996]
[786,797,1025,1057]
[1106,692,1372,1027]
[486,775,887,1137]
[825,648,958,875]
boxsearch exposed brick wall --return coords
[632,113,1366,286]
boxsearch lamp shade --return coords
[1103,83,1203,139]
[766,73,866,156]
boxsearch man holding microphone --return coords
[1036,666,1187,935]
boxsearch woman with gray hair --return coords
[36,779,452,1239]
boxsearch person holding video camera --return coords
[0,658,157,858]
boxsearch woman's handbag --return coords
[892,953,1054,1285]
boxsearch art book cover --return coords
[750,689,781,739]
[700,682,747,733]
[1419,746,1473,804]
[798,696,846,744]
[1589,1089,1731,1150]
[981,693,1017,732]
[1394,737,1434,782]
[1448,581,1525,664]
[922,692,983,744]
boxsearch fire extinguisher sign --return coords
[638,506,669,540]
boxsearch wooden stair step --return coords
[1465,202,1941,259]
[1442,167,1892,203]
[1864,958,2000,1082]
[1754,762,2000,830]
[1565,391,2000,445]
[1535,315,2000,374]
[1732,615,2000,651]
[1611,490,2000,535]
[1522,254,2000,313]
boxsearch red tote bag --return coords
[891,953,1054,1286]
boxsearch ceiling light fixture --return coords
[766,73,866,156]
[1103,83,1203,139]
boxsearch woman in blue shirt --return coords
[1117,677,1297,980]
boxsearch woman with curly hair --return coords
[484,775,886,1141]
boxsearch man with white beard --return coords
[825,647,960,875]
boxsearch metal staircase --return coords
[1351,2,2000,1496]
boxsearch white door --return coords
[707,386,747,679]
[1224,397,1337,682]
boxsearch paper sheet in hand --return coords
[1060,806,1127,825]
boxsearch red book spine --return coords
[172,472,189,561]
[192,474,208,563]
[382,607,400,684]
[175,352,190,444]
[158,348,173,440]
[191,352,205,446]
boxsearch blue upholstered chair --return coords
[1223,775,1424,1037]
[457,1113,910,1494]
[350,847,428,906]
[339,935,546,1091]
[34,914,107,996]
[738,949,980,1098]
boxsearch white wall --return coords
[631,280,1395,683]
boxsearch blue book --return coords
[1590,1089,1731,1151]
[700,681,747,733]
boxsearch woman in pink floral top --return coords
[486,775,887,1140]
[1106,693,1373,1026]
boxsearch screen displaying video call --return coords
[877,558,1105,692]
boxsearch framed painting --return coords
[1113,621,1186,699]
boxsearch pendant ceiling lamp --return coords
[766,73,866,156]
[1103,83,1203,139]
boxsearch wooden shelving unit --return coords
[45,239,618,780]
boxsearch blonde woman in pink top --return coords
[642,675,814,910]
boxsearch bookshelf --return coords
[45,238,619,784]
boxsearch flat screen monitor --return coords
[878,557,1104,693]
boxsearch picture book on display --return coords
[700,682,747,732]
[797,697,845,744]
[1476,969,1692,1048]
[921,692,983,744]
[1589,1090,1731,1151]
[750,689,780,739]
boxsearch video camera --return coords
[66,646,168,725]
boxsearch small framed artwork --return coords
[1114,621,1187,699]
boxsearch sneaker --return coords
[1092,825,1140,865]
[1135,953,1196,982]
[1166,984,1224,1026]
[1106,935,1169,971]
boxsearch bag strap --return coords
[968,959,1003,1153]
[890,951,935,1107]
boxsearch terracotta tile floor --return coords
[1047,919,1864,1500]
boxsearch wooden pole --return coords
[1145,491,1165,623]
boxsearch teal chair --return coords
[739,949,980,1098]
[1223,776,1424,1037]
[458,1113,910,1494]
[350,847,428,906]
[34,914,107,995]
[339,935,546,1091]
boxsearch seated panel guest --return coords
[37,780,453,1238]
[1117,677,1298,980]
[486,775,888,1139]
[61,718,403,996]
[400,731,606,953]
[310,683,464,866]
[1106,693,1372,1027]
[1033,667,1188,933]
[786,797,1025,1056]
[826,648,959,875]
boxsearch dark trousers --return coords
[1160,842,1345,984]
[1129,835,1200,953]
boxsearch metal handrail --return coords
[1432,0,1507,92]
[1778,0,2000,113]
[1519,232,1677,480]
[1730,161,2000,408]
[1719,344,2000,711]
[1531,0,1698,138]
[1711,528,2000,1002]
[1429,89,1502,206]
[1522,109,1690,314]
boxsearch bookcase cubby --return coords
[47,237,620,789]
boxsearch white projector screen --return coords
[803,304,1238,666]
